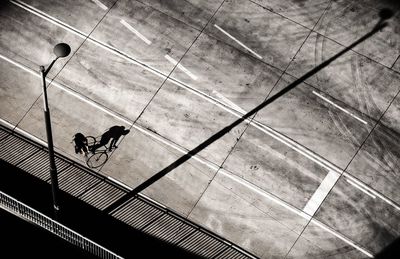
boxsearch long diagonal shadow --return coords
[103,10,393,214]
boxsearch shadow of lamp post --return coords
[40,43,71,219]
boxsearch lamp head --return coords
[53,43,71,58]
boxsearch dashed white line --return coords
[120,19,152,45]
[312,91,368,125]
[303,170,340,216]
[214,24,263,60]
[212,90,246,114]
[165,54,198,80]
[91,0,108,10]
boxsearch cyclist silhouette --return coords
[90,125,130,153]
[73,132,88,156]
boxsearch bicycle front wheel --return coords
[86,152,108,169]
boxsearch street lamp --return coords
[40,43,71,219]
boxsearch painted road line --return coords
[346,179,376,199]
[130,123,220,172]
[10,0,400,214]
[91,0,108,10]
[11,0,87,38]
[11,0,166,78]
[169,76,345,177]
[343,173,400,211]
[310,219,373,258]
[120,19,152,45]
[0,118,48,146]
[212,90,246,114]
[312,91,368,125]
[214,24,263,60]
[218,169,373,258]
[303,170,340,216]
[107,176,133,191]
[219,169,312,220]
[0,54,133,126]
[164,55,198,80]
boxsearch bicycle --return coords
[85,135,112,169]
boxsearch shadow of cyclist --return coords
[73,133,88,156]
[90,126,130,153]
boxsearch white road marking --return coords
[310,219,373,258]
[164,55,198,80]
[11,0,87,37]
[120,19,152,45]
[219,169,373,258]
[212,90,246,114]
[346,179,376,199]
[214,24,263,60]
[90,0,108,10]
[0,53,133,126]
[0,118,48,146]
[343,172,400,211]
[107,176,133,191]
[312,91,368,125]
[303,170,340,216]
[219,169,312,220]
[8,2,400,252]
[130,123,220,172]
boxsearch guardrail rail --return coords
[0,190,123,259]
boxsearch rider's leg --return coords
[82,145,88,156]
[110,136,121,151]
[109,138,116,151]
[91,136,110,153]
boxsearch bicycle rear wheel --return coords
[86,152,108,169]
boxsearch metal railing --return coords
[0,190,124,259]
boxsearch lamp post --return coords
[40,43,71,219]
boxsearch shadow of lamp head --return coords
[379,8,394,21]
